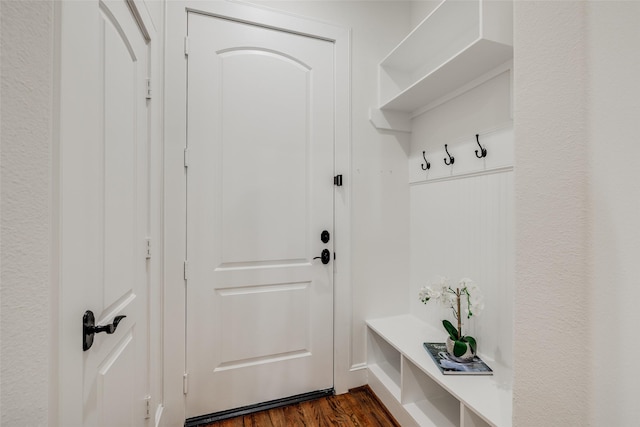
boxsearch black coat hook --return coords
[421,151,430,170]
[444,144,454,165]
[475,134,487,158]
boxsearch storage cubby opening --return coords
[462,405,492,427]
[366,316,512,427]
[402,358,460,427]
[367,328,402,392]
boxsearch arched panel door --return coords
[58,1,151,425]
[186,12,335,418]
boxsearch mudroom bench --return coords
[366,315,512,427]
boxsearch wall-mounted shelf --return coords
[367,315,512,427]
[370,0,513,131]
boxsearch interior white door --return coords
[186,12,335,418]
[58,1,151,425]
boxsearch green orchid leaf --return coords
[465,336,477,354]
[453,340,468,357]
[442,320,458,340]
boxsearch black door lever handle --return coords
[313,249,331,265]
[83,310,126,351]
[91,315,126,334]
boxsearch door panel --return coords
[58,1,150,425]
[186,12,335,418]
[103,4,140,311]
[220,49,309,264]
[216,282,311,365]
[97,332,136,426]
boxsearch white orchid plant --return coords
[419,277,484,358]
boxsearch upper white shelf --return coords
[377,0,513,114]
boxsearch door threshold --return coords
[185,388,335,427]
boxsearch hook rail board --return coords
[409,124,513,184]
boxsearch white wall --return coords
[405,1,516,368]
[587,2,640,425]
[587,3,640,423]
[410,0,440,28]
[254,0,414,371]
[408,71,514,367]
[0,1,55,425]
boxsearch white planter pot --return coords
[445,336,476,362]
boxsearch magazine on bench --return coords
[423,342,493,375]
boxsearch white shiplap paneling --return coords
[409,169,514,368]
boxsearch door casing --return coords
[163,2,356,425]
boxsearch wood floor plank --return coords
[322,395,353,426]
[349,387,398,427]
[281,403,305,426]
[313,395,345,426]
[298,397,325,426]
[200,386,399,427]
[266,406,287,427]
[209,417,244,427]
[343,394,367,426]
[246,409,275,427]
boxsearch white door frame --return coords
[163,1,356,425]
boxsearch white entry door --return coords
[58,1,151,425]
[186,12,335,418]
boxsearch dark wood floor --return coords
[201,386,400,427]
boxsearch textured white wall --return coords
[513,2,590,425]
[515,3,640,424]
[255,1,413,369]
[0,1,54,425]
[587,2,640,425]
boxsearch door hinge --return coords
[184,36,190,56]
[145,78,152,100]
[145,237,151,259]
[144,395,151,419]
[184,147,189,168]
[183,373,189,394]
[183,260,189,281]
[334,174,343,186]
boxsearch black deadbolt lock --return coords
[321,230,330,244]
